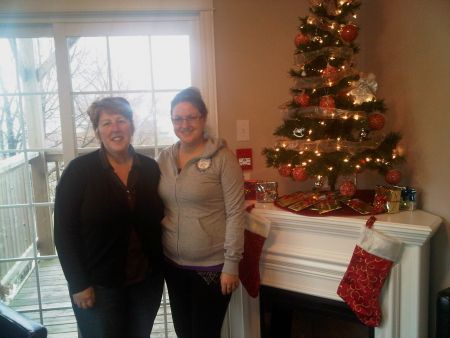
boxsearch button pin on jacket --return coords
[197,158,211,171]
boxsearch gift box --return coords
[373,186,402,214]
[244,180,260,200]
[256,181,278,203]
[396,186,418,211]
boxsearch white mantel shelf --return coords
[225,203,442,338]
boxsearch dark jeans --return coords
[164,262,231,338]
[72,269,164,338]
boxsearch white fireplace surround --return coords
[224,203,441,338]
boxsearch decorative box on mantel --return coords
[225,203,441,338]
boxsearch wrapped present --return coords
[276,191,306,207]
[317,198,342,214]
[244,180,260,200]
[314,192,342,214]
[344,198,374,215]
[287,192,319,211]
[396,186,418,211]
[373,186,402,214]
[256,181,278,203]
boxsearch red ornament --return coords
[319,95,335,112]
[385,169,402,185]
[294,33,309,47]
[292,167,308,181]
[294,93,310,107]
[278,165,292,177]
[339,180,357,197]
[368,113,386,130]
[340,24,359,43]
[322,64,338,81]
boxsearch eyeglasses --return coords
[171,115,202,125]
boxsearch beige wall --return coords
[214,0,308,189]
[358,2,450,335]
[213,0,450,335]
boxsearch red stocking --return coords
[337,216,402,327]
[239,211,271,298]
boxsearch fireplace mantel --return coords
[225,203,441,338]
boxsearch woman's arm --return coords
[219,148,246,276]
[54,161,91,295]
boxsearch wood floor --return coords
[9,259,176,337]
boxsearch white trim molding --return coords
[0,0,214,16]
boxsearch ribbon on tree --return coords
[337,216,403,327]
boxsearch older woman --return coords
[54,97,164,338]
[158,87,246,338]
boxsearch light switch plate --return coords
[236,120,250,141]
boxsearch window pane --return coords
[73,93,99,148]
[155,91,178,146]
[16,38,57,94]
[0,37,60,154]
[32,38,58,93]
[0,95,23,154]
[0,38,19,94]
[151,35,191,89]
[124,92,177,148]
[69,37,109,92]
[70,34,191,150]
[110,36,152,91]
[21,94,59,149]
[125,93,154,146]
[41,94,62,148]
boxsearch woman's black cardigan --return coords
[54,149,164,294]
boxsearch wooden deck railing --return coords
[0,151,59,302]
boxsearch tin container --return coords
[256,181,278,203]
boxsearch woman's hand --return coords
[220,272,240,295]
[72,286,95,309]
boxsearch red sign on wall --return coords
[236,148,253,170]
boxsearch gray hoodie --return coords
[157,138,245,275]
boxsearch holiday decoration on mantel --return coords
[263,0,405,191]
[337,216,403,327]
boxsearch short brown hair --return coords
[87,97,133,130]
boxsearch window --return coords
[65,21,197,152]
[0,6,216,337]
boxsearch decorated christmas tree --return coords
[263,0,404,192]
